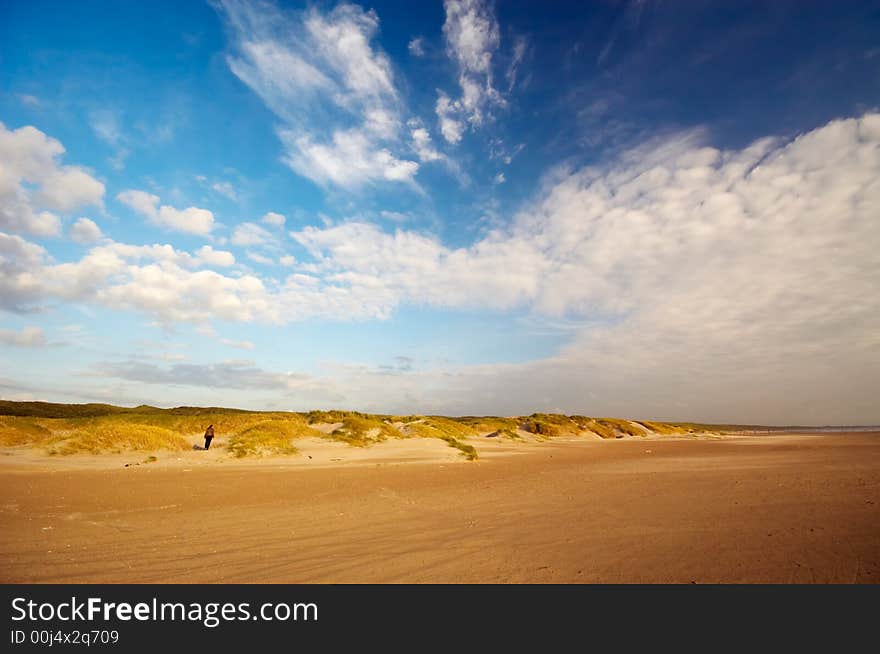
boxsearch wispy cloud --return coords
[435,0,504,143]
[217,0,427,189]
[89,109,130,170]
[230,221,272,247]
[17,94,41,107]
[220,338,256,350]
[211,181,237,200]
[94,359,307,389]
[0,326,46,347]
[261,211,285,227]
[408,36,425,57]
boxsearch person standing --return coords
[204,424,215,450]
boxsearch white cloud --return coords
[211,181,237,200]
[0,235,240,315]
[69,217,103,244]
[436,92,465,145]
[443,0,499,77]
[18,94,41,107]
[88,110,129,171]
[194,245,236,267]
[494,172,505,184]
[35,168,106,214]
[218,0,419,189]
[246,250,273,265]
[0,123,105,237]
[411,127,443,162]
[408,36,425,57]
[94,359,304,389]
[380,210,410,223]
[220,338,256,350]
[3,114,879,421]
[435,0,504,142]
[285,114,880,422]
[279,255,296,266]
[261,211,286,227]
[89,110,123,146]
[117,189,215,235]
[280,128,419,188]
[116,189,158,217]
[505,36,527,92]
[0,326,46,347]
[0,232,48,312]
[231,221,273,247]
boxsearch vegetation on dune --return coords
[227,419,318,458]
[636,420,683,435]
[0,401,746,458]
[48,419,190,455]
[329,415,399,446]
[581,419,618,439]
[422,416,479,439]
[0,416,54,446]
[522,414,593,439]
[521,419,559,438]
[305,409,354,425]
[596,418,646,437]
[403,418,479,460]
[457,416,520,436]
[439,436,478,460]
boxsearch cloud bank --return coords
[2,114,878,421]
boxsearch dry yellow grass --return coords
[401,418,479,460]
[227,419,320,458]
[329,415,399,446]
[0,416,54,447]
[49,419,189,455]
[0,401,723,457]
[457,416,520,436]
[637,420,685,435]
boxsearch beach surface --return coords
[1,432,878,583]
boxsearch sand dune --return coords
[1,432,878,583]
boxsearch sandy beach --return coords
[1,432,878,583]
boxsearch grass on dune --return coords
[49,419,190,455]
[328,415,399,446]
[0,401,734,457]
[457,416,521,437]
[596,418,646,437]
[227,419,319,458]
[636,420,683,435]
[403,419,479,460]
[0,415,190,454]
[0,416,54,447]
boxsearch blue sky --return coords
[1,0,879,423]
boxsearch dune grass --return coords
[48,419,190,455]
[636,420,683,435]
[0,416,54,447]
[227,419,319,458]
[329,415,399,446]
[457,416,521,437]
[402,419,479,460]
[0,401,742,458]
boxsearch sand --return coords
[0,432,878,583]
